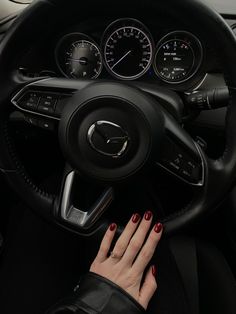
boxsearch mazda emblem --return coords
[87,120,129,158]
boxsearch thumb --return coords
[139,265,157,310]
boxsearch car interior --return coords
[1,0,236,313]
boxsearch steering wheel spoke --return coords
[155,112,205,186]
[11,77,92,121]
[58,168,114,230]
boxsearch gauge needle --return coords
[68,58,88,65]
[111,50,131,69]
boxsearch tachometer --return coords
[103,19,153,80]
[55,33,102,79]
[154,31,203,84]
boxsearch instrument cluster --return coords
[55,18,204,86]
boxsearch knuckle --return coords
[126,272,136,282]
[104,231,112,241]
[140,249,152,260]
[139,224,148,234]
[115,242,125,253]
[149,233,159,243]
[126,271,141,285]
[99,245,107,256]
[130,239,142,251]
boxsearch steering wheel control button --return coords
[158,138,202,185]
[24,114,38,126]
[38,94,57,114]
[11,88,64,120]
[38,105,54,114]
[87,121,129,158]
[21,92,40,110]
[39,95,57,108]
[38,119,55,131]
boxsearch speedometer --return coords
[103,19,153,80]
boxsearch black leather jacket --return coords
[47,272,145,314]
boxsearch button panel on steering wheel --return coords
[11,87,71,120]
[157,137,203,185]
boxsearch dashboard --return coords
[0,3,236,131]
[18,16,224,92]
[55,18,203,85]
[1,1,236,94]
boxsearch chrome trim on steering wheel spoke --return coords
[60,171,114,229]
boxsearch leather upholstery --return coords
[46,272,145,314]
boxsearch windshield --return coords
[205,0,236,14]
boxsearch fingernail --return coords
[154,222,163,233]
[132,213,141,223]
[144,211,152,221]
[152,265,157,277]
[109,223,117,231]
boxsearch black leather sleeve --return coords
[47,272,145,314]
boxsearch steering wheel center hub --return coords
[87,120,130,158]
[59,82,164,182]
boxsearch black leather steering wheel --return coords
[0,0,236,235]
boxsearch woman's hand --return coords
[90,211,163,310]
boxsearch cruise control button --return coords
[38,105,54,114]
[21,92,40,110]
[39,95,57,108]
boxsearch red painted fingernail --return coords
[144,211,152,221]
[154,222,163,233]
[152,265,157,277]
[109,223,116,231]
[132,213,141,223]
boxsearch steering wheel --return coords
[0,0,236,235]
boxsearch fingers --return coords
[132,222,163,274]
[110,213,141,259]
[139,266,157,310]
[94,223,117,263]
[121,211,153,265]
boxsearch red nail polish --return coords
[152,265,157,277]
[144,211,152,221]
[132,213,141,223]
[154,222,163,233]
[109,223,116,231]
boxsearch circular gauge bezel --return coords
[102,18,154,80]
[154,31,203,85]
[55,32,103,79]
